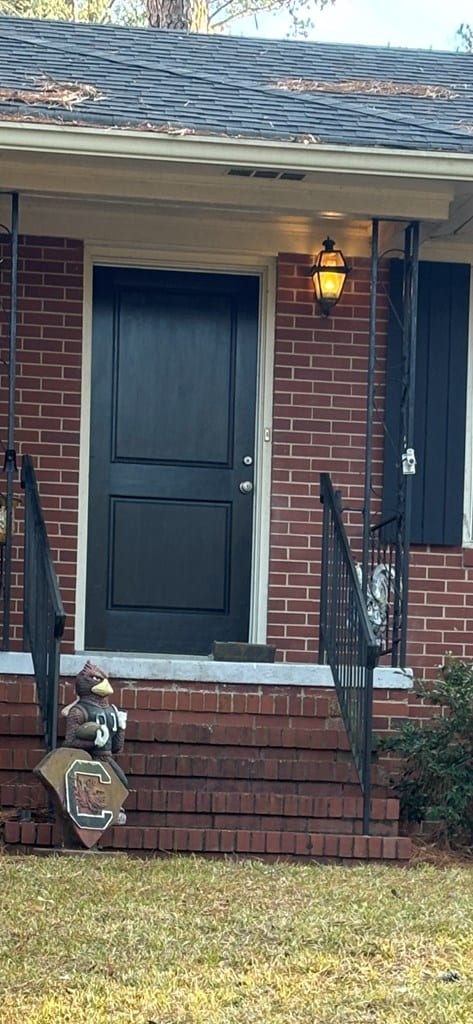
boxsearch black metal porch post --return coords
[361,218,379,596]
[400,221,420,667]
[2,192,19,651]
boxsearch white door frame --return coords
[75,244,276,654]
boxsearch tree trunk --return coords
[147,0,209,31]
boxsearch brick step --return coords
[0,778,394,824]
[0,756,388,793]
[2,819,411,862]
[122,752,352,782]
[127,788,399,819]
[0,772,396,803]
[130,774,391,797]
[121,733,350,757]
[0,726,389,781]
[124,788,399,836]
[0,742,350,773]
[1,699,339,728]
[124,811,398,837]
[0,716,350,749]
[123,721,351,750]
[1,680,337,722]
[121,754,389,787]
[121,744,356,763]
[0,745,356,774]
[2,709,345,734]
[0,780,48,811]
[126,788,398,832]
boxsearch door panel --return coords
[110,498,230,612]
[85,267,259,655]
[113,289,233,464]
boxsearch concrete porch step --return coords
[2,819,412,863]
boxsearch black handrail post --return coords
[362,658,375,834]
[2,192,19,651]
[21,454,65,752]
[48,629,61,753]
[318,477,329,664]
[391,527,403,667]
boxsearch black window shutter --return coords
[383,260,470,546]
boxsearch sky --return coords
[230,0,472,51]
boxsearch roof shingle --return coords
[1,15,473,151]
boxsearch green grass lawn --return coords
[1,853,473,1024]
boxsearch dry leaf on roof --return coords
[0,110,234,138]
[137,121,197,135]
[0,76,103,110]
[270,78,459,100]
[294,132,321,144]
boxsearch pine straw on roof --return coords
[1,853,473,1024]
[0,110,225,136]
[270,78,460,100]
[0,77,103,109]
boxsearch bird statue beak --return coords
[91,678,113,697]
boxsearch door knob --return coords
[239,480,253,494]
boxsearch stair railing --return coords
[369,514,404,666]
[21,454,66,751]
[319,473,378,834]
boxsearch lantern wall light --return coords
[311,237,350,317]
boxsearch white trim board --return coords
[76,245,276,652]
[0,651,413,689]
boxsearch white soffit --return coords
[0,144,455,223]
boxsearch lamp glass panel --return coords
[313,249,347,303]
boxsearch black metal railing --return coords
[369,515,404,666]
[319,473,378,834]
[21,455,66,751]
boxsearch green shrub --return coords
[380,656,473,844]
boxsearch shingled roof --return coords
[1,15,473,152]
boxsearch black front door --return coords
[85,267,259,655]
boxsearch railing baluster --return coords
[21,455,65,752]
[319,473,378,834]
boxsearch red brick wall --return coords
[0,235,83,650]
[269,253,473,674]
[269,255,389,662]
[0,238,472,672]
[407,548,473,674]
